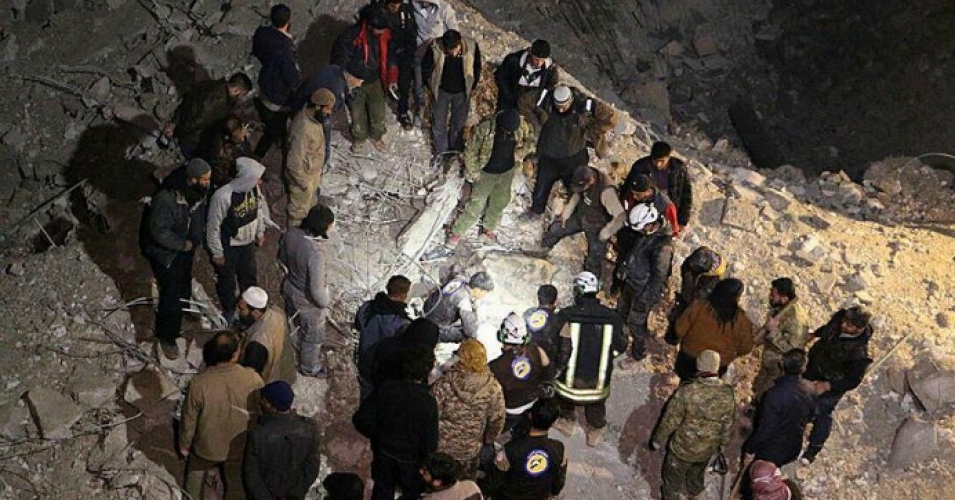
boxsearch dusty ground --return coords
[0,0,954,499]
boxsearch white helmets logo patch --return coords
[527,310,548,332]
[510,356,532,380]
[525,449,550,477]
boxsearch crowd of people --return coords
[140,2,876,499]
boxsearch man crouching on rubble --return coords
[422,271,494,342]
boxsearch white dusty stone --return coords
[68,375,117,408]
[26,387,84,440]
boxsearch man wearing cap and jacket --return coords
[143,158,211,360]
[244,381,319,500]
[495,39,558,115]
[622,141,694,232]
[286,89,335,226]
[448,108,530,244]
[541,165,627,275]
[650,350,735,500]
[251,4,302,160]
[237,287,297,385]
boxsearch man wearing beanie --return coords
[237,286,297,384]
[448,109,530,245]
[286,88,335,226]
[251,4,302,160]
[432,338,505,479]
[143,158,211,360]
[207,156,270,325]
[244,381,320,500]
[495,39,558,115]
[622,141,694,233]
[650,350,736,500]
[423,271,495,342]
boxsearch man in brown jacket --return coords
[237,286,297,385]
[674,278,754,381]
[286,89,334,225]
[180,331,264,499]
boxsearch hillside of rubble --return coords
[1,0,954,499]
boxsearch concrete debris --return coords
[68,375,118,409]
[26,387,84,440]
[888,417,940,469]
[693,35,719,57]
[123,367,181,410]
[908,367,955,414]
[841,272,869,293]
[0,400,31,440]
[938,311,954,329]
[398,175,464,260]
[5,262,25,276]
[87,423,130,473]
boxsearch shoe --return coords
[586,427,605,447]
[447,233,461,246]
[399,113,414,131]
[159,341,180,361]
[351,141,370,155]
[299,366,329,378]
[552,417,576,438]
[370,138,386,152]
[800,446,821,465]
[517,210,542,223]
[481,230,498,244]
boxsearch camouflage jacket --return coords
[652,377,735,462]
[432,368,506,462]
[463,115,532,183]
[763,299,809,355]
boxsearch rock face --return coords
[0,401,31,440]
[123,367,181,410]
[888,417,939,469]
[68,375,117,409]
[26,387,84,440]
[908,369,955,414]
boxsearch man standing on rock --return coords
[181,331,264,499]
[144,158,210,360]
[801,306,873,465]
[279,204,335,378]
[495,39,558,116]
[622,141,694,233]
[422,271,495,342]
[355,274,412,400]
[286,89,334,226]
[332,6,396,154]
[251,4,302,160]
[615,202,675,363]
[207,157,269,325]
[378,0,419,130]
[541,165,626,275]
[552,272,627,447]
[752,278,809,400]
[421,29,482,158]
[448,108,529,245]
[650,350,735,500]
[412,0,458,114]
[243,381,319,500]
[170,72,253,160]
[292,61,367,165]
[236,286,297,385]
[663,246,725,345]
[488,313,556,433]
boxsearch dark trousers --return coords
[557,397,607,429]
[531,151,588,214]
[616,285,651,359]
[611,228,638,293]
[542,214,608,274]
[808,392,843,451]
[254,99,290,159]
[214,244,257,319]
[371,452,425,500]
[432,91,468,154]
[395,53,415,116]
[349,80,387,142]
[150,252,194,344]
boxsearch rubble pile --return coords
[0,0,952,499]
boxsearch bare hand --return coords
[212,255,225,266]
[183,240,194,252]
[813,381,831,395]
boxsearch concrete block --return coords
[68,374,118,408]
[26,387,84,439]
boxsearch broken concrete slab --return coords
[26,387,84,439]
[721,197,762,231]
[123,366,181,410]
[87,422,130,472]
[908,368,955,414]
[398,175,464,260]
[888,416,939,469]
[0,400,31,440]
[68,374,117,409]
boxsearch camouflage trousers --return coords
[661,451,709,500]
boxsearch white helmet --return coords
[573,271,600,295]
[627,203,661,233]
[499,312,529,345]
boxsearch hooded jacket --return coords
[278,227,331,311]
[624,155,694,227]
[805,309,873,395]
[206,157,268,258]
[144,184,206,267]
[432,368,506,462]
[354,378,439,463]
[413,0,459,46]
[535,87,595,160]
[251,25,302,107]
[495,48,558,110]
[332,20,397,86]
[356,292,412,379]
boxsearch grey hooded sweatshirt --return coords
[206,157,269,259]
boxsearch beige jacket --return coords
[180,363,264,462]
[287,109,326,190]
[246,307,297,384]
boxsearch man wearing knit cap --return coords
[650,350,736,500]
[143,158,211,360]
[448,108,531,245]
[237,287,297,384]
[286,88,335,225]
[244,381,320,500]
[495,39,559,115]
[622,141,694,232]
[207,157,270,324]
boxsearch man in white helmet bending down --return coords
[489,313,557,435]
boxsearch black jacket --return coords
[805,309,873,395]
[142,183,205,267]
[376,1,417,55]
[243,412,320,500]
[623,156,694,227]
[494,48,558,110]
[353,379,439,462]
[554,295,627,402]
[252,26,301,106]
[355,293,411,380]
[484,434,567,500]
[535,88,594,160]
[744,375,816,466]
[619,231,674,311]
[292,64,349,113]
[332,21,395,84]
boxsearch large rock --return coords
[0,400,31,440]
[26,387,84,439]
[908,368,955,414]
[123,367,181,410]
[888,417,940,469]
[68,374,118,408]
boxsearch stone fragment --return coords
[888,417,939,469]
[89,77,111,101]
[68,375,117,408]
[662,40,684,57]
[0,400,30,440]
[26,387,84,439]
[5,262,24,276]
[937,311,953,329]
[721,197,761,232]
[909,368,955,414]
[812,273,838,295]
[124,367,181,410]
[841,272,868,293]
[2,35,18,67]
[693,35,719,57]
[761,189,792,212]
[87,423,130,472]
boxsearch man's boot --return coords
[586,426,605,447]
[552,417,576,438]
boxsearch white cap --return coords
[242,286,269,309]
[553,86,572,104]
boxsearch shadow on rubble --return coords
[297,15,352,78]
[617,372,672,499]
[62,116,164,342]
[164,44,211,96]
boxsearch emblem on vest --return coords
[525,449,550,477]
[511,355,532,380]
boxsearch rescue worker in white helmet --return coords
[489,313,556,436]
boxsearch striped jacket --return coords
[554,295,627,403]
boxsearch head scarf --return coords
[750,460,791,500]
[457,338,488,374]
